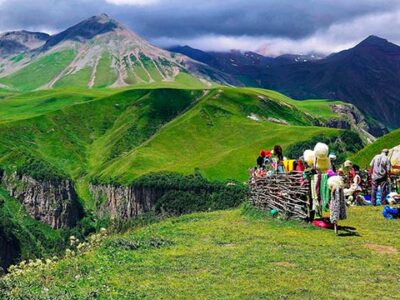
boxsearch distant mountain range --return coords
[169,36,400,129]
[0,15,399,128]
[0,14,238,91]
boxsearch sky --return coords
[0,0,400,56]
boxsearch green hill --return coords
[1,206,399,299]
[351,129,400,168]
[0,86,354,190]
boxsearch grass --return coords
[54,67,93,89]
[0,85,353,208]
[10,52,25,63]
[0,89,115,123]
[93,53,118,88]
[0,50,76,91]
[175,72,208,89]
[250,88,343,120]
[3,206,399,299]
[98,87,340,183]
[351,128,400,168]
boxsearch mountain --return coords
[0,30,49,57]
[274,53,325,64]
[256,35,400,129]
[169,45,277,86]
[0,14,238,91]
[172,36,400,129]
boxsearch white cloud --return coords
[105,0,158,6]
[153,8,400,56]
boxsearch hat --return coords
[344,160,353,168]
[260,149,267,157]
[329,153,337,160]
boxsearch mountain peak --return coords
[39,14,125,51]
[90,13,117,25]
[357,35,390,47]
[0,30,49,57]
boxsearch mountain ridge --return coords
[170,36,400,129]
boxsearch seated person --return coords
[344,165,362,205]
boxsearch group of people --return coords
[251,145,397,208]
[254,145,286,176]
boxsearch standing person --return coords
[257,150,267,169]
[273,145,284,173]
[370,149,391,205]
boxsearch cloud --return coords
[105,0,158,6]
[0,0,400,55]
[153,6,400,56]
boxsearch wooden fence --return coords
[249,172,311,220]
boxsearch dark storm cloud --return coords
[0,0,398,40]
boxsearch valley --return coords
[0,10,399,299]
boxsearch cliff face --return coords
[0,171,83,229]
[89,184,164,220]
[329,104,388,142]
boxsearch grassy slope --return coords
[0,50,76,91]
[0,46,210,91]
[0,89,116,123]
[0,88,200,177]
[99,88,339,183]
[250,88,342,120]
[54,67,92,89]
[0,87,343,181]
[0,86,348,208]
[351,129,400,168]
[3,206,399,299]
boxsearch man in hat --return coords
[370,149,391,205]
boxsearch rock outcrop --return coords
[89,184,164,220]
[329,104,387,142]
[0,171,83,229]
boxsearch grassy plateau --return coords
[1,205,399,299]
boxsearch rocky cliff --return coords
[0,171,83,229]
[89,183,164,220]
[329,103,387,142]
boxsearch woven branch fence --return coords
[249,172,311,220]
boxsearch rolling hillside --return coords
[351,129,400,168]
[0,15,237,91]
[0,86,359,188]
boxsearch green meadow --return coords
[2,205,399,299]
